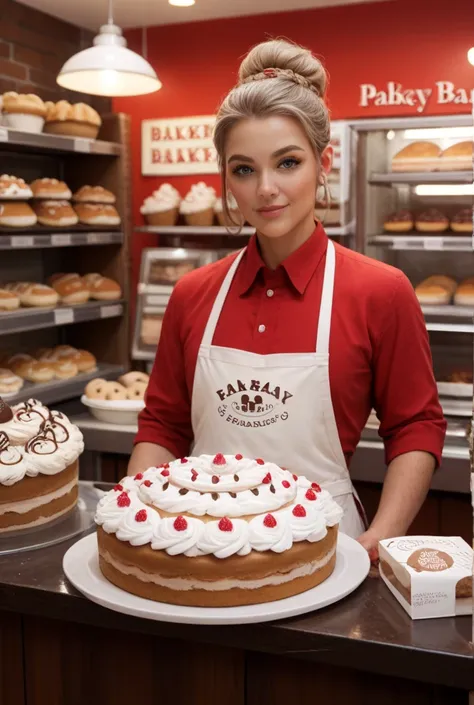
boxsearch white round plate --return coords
[63,532,370,625]
[81,395,144,425]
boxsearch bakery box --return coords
[379,536,472,620]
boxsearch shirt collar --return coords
[236,221,329,297]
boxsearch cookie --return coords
[85,378,108,400]
[104,381,128,401]
[126,381,148,400]
[118,371,149,388]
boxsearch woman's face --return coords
[226,115,331,238]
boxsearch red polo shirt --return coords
[136,223,446,468]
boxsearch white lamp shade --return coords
[57,25,161,97]
[468,47,474,66]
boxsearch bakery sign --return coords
[359,81,474,113]
[141,115,218,176]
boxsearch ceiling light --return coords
[404,127,473,139]
[169,0,196,5]
[57,0,161,97]
[468,47,474,66]
[415,185,474,196]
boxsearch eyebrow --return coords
[227,144,305,164]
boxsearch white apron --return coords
[191,239,366,538]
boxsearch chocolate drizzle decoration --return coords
[41,420,69,444]
[0,431,22,466]
[179,488,189,495]
[25,434,58,455]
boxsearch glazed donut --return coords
[104,381,128,401]
[85,378,108,400]
[126,381,148,400]
[118,371,149,388]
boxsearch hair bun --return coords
[238,39,327,99]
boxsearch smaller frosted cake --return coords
[96,454,343,606]
[0,397,84,533]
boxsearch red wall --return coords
[113,0,474,297]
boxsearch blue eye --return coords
[279,157,300,169]
[232,165,254,176]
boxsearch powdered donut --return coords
[118,371,149,388]
[104,381,128,401]
[126,381,148,400]
[85,378,108,400]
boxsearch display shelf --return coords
[369,234,472,252]
[421,304,474,318]
[135,224,354,237]
[437,381,473,398]
[440,399,472,418]
[369,171,473,185]
[0,126,121,156]
[0,231,123,249]
[4,364,125,407]
[0,300,124,336]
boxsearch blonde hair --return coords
[213,38,331,230]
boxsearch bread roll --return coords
[0,201,37,227]
[439,141,472,171]
[82,273,122,301]
[49,273,90,305]
[415,275,457,305]
[73,186,116,204]
[392,141,441,172]
[454,278,474,306]
[32,200,78,227]
[30,178,72,200]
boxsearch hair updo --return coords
[213,38,331,229]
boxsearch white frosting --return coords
[214,193,238,213]
[140,183,181,214]
[179,182,216,214]
[0,176,33,199]
[1,400,48,445]
[95,454,344,557]
[0,438,31,485]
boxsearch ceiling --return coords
[17,0,383,31]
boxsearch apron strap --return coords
[201,249,246,347]
[322,477,353,497]
[316,239,336,354]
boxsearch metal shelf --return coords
[134,224,354,237]
[3,364,125,407]
[441,399,472,418]
[0,126,121,156]
[369,234,472,252]
[0,231,123,249]
[422,304,474,318]
[369,171,473,185]
[0,300,125,336]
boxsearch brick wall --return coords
[0,0,111,114]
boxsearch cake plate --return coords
[0,481,103,556]
[63,532,370,625]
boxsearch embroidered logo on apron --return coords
[216,378,293,427]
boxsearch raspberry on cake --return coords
[95,453,343,607]
[0,398,84,533]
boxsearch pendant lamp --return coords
[57,0,161,97]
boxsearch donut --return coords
[104,381,128,401]
[126,381,148,400]
[85,378,108,400]
[118,371,150,388]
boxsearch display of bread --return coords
[0,397,83,533]
[453,277,474,306]
[391,141,442,172]
[0,289,20,311]
[44,101,102,139]
[446,370,473,384]
[415,209,449,233]
[30,178,72,200]
[383,209,414,233]
[73,186,116,204]
[74,203,121,226]
[95,453,343,606]
[0,369,24,395]
[0,174,33,200]
[48,273,90,305]
[439,141,472,171]
[0,201,37,228]
[141,184,181,226]
[85,371,149,401]
[82,273,122,301]
[1,347,97,384]
[450,209,472,233]
[32,200,78,227]
[3,282,59,308]
[0,92,46,133]
[415,275,457,305]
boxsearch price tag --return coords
[0,127,8,143]
[392,239,409,250]
[100,304,123,319]
[51,234,71,246]
[424,237,444,251]
[10,236,34,248]
[54,308,74,325]
[74,138,91,153]
[86,232,100,244]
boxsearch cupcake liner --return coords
[145,208,179,226]
[184,208,215,227]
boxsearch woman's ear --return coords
[320,145,333,178]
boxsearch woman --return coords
[129,39,446,555]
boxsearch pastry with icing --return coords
[179,182,216,227]
[96,453,343,606]
[0,398,83,533]
[140,184,181,226]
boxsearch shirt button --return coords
[266,289,274,298]
[258,324,266,333]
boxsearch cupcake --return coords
[140,184,181,226]
[179,182,216,226]
[214,192,241,227]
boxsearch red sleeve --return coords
[134,280,193,458]
[372,273,446,468]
